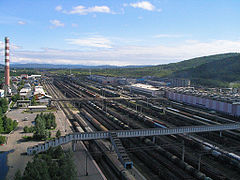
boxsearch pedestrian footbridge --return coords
[27,123,240,155]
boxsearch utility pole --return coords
[182,140,185,162]
[198,154,201,171]
[85,151,88,176]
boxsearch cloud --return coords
[18,20,26,25]
[55,5,62,11]
[130,1,155,11]
[154,34,184,38]
[68,5,111,15]
[50,20,64,27]
[0,40,21,58]
[7,39,240,66]
[65,37,112,48]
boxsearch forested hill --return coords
[80,53,240,80]
[171,54,240,87]
[157,53,240,71]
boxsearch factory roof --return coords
[20,87,31,93]
[165,86,240,103]
[131,83,159,91]
[28,105,47,109]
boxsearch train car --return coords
[72,121,85,133]
[80,108,108,131]
[228,153,240,161]
[89,101,130,130]
[101,88,120,97]
[105,86,117,91]
[166,107,180,113]
[152,120,167,128]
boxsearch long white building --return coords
[130,84,162,96]
[166,91,240,117]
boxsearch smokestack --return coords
[5,37,10,87]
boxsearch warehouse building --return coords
[166,91,240,116]
[130,84,163,97]
[171,78,191,87]
[28,105,47,112]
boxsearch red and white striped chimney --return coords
[5,37,10,87]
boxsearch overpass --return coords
[27,123,240,155]
[27,123,240,169]
[50,97,165,102]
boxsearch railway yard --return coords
[41,75,240,180]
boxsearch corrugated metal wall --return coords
[166,91,240,116]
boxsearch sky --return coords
[1,0,240,66]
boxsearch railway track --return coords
[54,78,204,179]
[43,80,135,180]
[56,76,240,179]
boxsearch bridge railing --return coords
[27,123,240,155]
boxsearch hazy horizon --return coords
[1,0,240,65]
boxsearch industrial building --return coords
[33,86,45,98]
[146,80,167,87]
[171,78,191,87]
[20,74,28,80]
[88,75,116,84]
[130,83,163,96]
[166,89,240,116]
[38,94,52,103]
[20,86,32,98]
[28,105,47,112]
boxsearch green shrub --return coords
[0,135,6,144]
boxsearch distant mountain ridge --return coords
[171,53,240,87]
[5,52,240,87]
[10,63,150,69]
[70,52,239,87]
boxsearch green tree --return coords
[23,126,34,133]
[13,120,18,130]
[12,93,20,102]
[0,116,4,133]
[23,159,51,180]
[14,169,22,180]
[0,98,8,113]
[56,130,61,138]
[0,108,3,117]
[3,116,13,133]
[31,96,37,106]
[34,118,47,140]
[21,147,77,180]
[0,135,6,144]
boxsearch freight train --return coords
[171,102,237,124]
[113,102,168,129]
[80,108,108,131]
[87,101,130,130]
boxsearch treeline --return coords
[49,53,240,87]
[11,93,20,102]
[173,54,240,87]
[24,112,56,140]
[36,113,56,130]
[0,98,8,115]
[0,116,18,133]
[14,146,77,180]
[0,98,18,144]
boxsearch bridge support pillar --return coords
[198,155,201,171]
[182,140,185,162]
[152,136,156,143]
[48,100,52,107]
[72,140,76,152]
[220,131,222,137]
